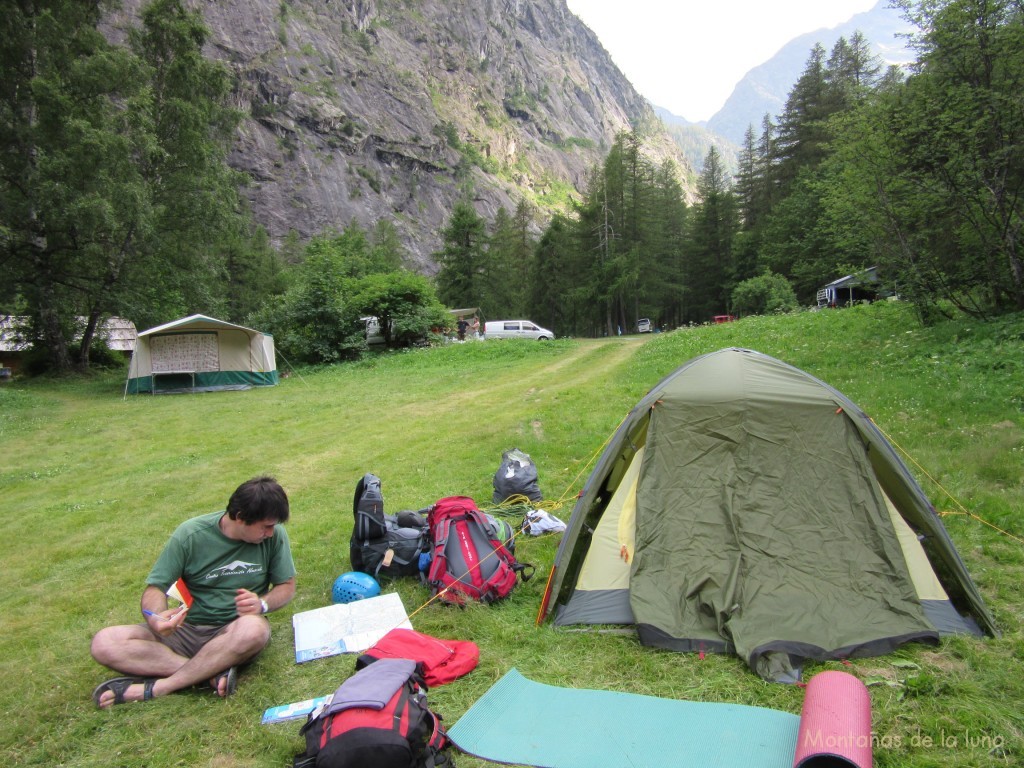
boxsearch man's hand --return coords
[144,604,188,636]
[235,588,264,616]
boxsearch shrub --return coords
[731,271,799,316]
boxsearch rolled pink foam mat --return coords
[793,670,872,768]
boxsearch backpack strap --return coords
[371,536,422,580]
[512,560,535,582]
[389,682,413,737]
[421,708,450,768]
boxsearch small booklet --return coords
[291,591,412,663]
[261,694,332,724]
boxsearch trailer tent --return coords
[540,348,996,682]
[126,315,278,394]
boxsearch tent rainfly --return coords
[126,315,278,394]
[539,348,997,682]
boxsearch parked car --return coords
[484,320,555,340]
[637,318,652,333]
[362,316,385,345]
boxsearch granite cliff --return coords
[107,0,688,270]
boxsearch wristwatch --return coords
[260,598,270,615]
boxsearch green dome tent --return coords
[539,348,996,682]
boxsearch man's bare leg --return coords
[91,624,191,678]
[92,615,270,707]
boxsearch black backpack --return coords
[293,658,452,768]
[349,474,429,580]
[349,515,428,580]
[352,473,386,540]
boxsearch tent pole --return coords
[123,354,135,400]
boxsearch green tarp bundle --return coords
[541,348,996,681]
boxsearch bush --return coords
[731,271,799,316]
[350,271,450,348]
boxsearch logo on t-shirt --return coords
[204,560,264,580]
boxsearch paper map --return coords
[291,592,412,663]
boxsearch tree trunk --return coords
[76,309,103,372]
[36,288,73,374]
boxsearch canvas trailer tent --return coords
[126,315,278,394]
[539,348,996,682]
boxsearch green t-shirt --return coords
[147,510,296,626]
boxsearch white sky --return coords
[565,0,881,122]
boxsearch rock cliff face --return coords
[108,0,687,270]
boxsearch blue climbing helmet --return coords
[332,571,381,604]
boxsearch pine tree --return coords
[734,125,761,230]
[645,161,688,328]
[757,114,779,214]
[0,0,251,371]
[481,206,532,318]
[528,214,575,333]
[774,44,830,192]
[685,147,739,322]
[434,199,487,310]
[370,219,410,272]
[824,32,882,113]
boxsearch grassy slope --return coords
[0,301,1021,767]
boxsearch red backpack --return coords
[293,659,451,768]
[425,496,533,605]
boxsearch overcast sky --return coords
[565,0,881,122]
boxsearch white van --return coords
[484,320,555,340]
[362,316,385,345]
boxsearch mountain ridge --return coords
[105,0,691,270]
[706,0,914,144]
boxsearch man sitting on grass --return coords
[91,476,297,708]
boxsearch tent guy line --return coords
[871,417,1024,547]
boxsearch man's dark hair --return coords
[226,476,290,524]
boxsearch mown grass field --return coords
[1,301,1022,767]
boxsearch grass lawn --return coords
[1,301,1021,767]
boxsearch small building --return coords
[0,315,137,375]
[816,266,894,308]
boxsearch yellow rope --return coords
[936,510,1024,546]
[481,493,565,517]
[558,414,626,502]
[870,417,1024,546]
